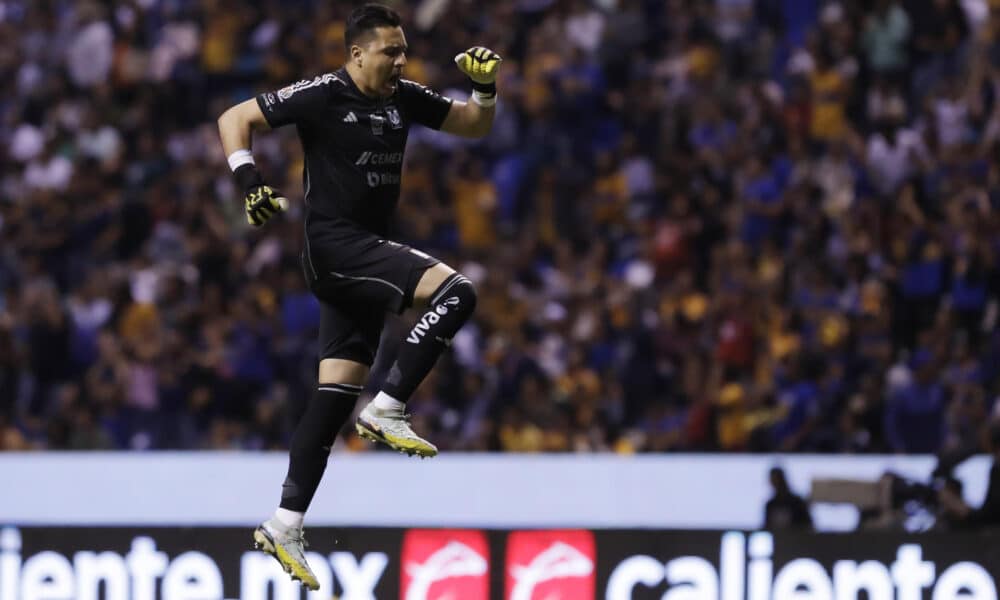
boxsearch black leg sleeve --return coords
[279,384,361,512]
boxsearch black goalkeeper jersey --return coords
[256,67,452,235]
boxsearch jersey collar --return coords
[339,67,397,103]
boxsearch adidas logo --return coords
[343,111,358,123]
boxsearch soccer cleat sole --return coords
[252,528,320,591]
[355,422,437,458]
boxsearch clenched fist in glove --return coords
[234,164,288,227]
[454,46,502,106]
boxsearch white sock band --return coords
[372,391,405,411]
[227,149,255,172]
[471,90,497,107]
[273,508,304,529]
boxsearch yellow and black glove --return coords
[234,164,288,227]
[454,46,502,104]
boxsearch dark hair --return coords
[345,4,402,50]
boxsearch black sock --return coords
[279,384,361,512]
[383,273,477,402]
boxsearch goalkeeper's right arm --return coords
[218,98,269,158]
[217,99,287,226]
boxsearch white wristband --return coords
[227,149,255,172]
[471,89,497,107]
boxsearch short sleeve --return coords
[256,73,342,128]
[398,79,453,130]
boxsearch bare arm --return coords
[444,47,501,139]
[217,98,288,225]
[440,99,495,139]
[217,98,271,157]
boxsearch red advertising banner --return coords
[400,528,490,600]
[505,529,596,600]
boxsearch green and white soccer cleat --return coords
[252,520,320,591]
[355,403,438,458]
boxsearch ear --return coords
[351,44,363,66]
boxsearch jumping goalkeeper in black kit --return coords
[217,4,500,590]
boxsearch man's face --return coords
[356,26,408,96]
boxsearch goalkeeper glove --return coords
[454,46,502,106]
[234,164,288,227]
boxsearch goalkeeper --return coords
[216,3,499,590]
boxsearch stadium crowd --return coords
[1,0,999,456]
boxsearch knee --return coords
[446,278,477,320]
[457,279,477,315]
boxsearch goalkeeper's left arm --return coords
[440,46,502,138]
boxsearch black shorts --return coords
[302,211,438,366]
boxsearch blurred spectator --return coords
[885,349,948,453]
[939,426,1000,528]
[763,466,814,530]
[862,0,911,76]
